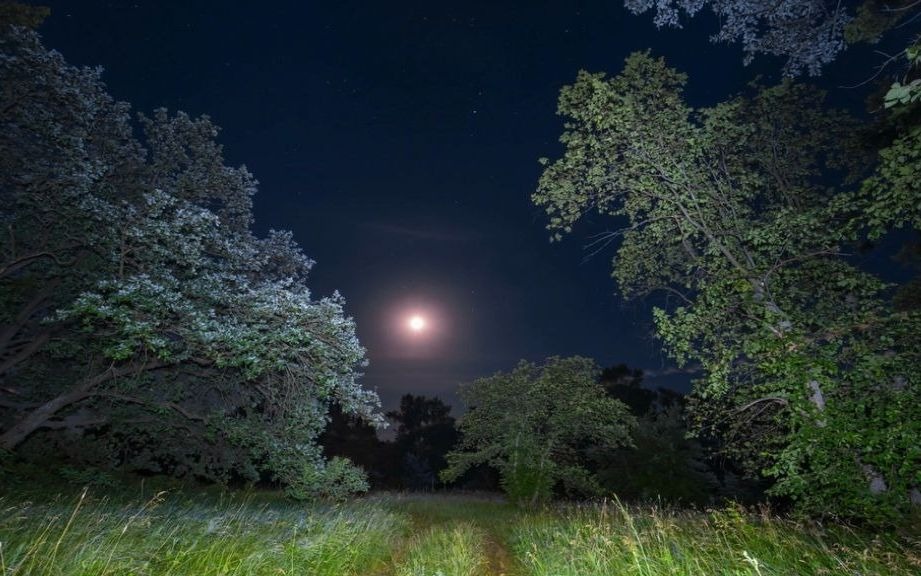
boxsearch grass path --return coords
[376,494,522,576]
[372,494,920,576]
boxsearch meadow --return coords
[1,487,918,576]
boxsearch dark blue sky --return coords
[37,1,879,410]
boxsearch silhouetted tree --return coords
[321,405,400,489]
[592,365,718,503]
[599,364,654,414]
[387,394,458,490]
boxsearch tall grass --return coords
[510,500,921,576]
[393,522,488,576]
[0,489,406,576]
[1,489,918,576]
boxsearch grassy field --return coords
[0,488,918,575]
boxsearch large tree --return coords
[533,53,921,519]
[442,357,635,504]
[0,28,381,498]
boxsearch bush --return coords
[285,457,369,501]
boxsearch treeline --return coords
[327,364,761,506]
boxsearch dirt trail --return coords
[483,533,516,576]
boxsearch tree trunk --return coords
[0,361,164,451]
[0,385,92,450]
[0,330,50,377]
[0,280,59,377]
[807,379,889,496]
[863,464,888,495]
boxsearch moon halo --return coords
[408,314,427,333]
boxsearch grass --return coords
[0,487,918,575]
[510,501,921,576]
[0,489,406,576]
[393,522,487,576]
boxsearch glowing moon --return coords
[408,315,426,332]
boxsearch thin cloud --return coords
[359,221,483,243]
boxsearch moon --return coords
[408,314,426,333]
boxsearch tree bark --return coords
[0,384,93,450]
[0,361,164,451]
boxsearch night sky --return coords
[36,1,878,411]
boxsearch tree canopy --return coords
[623,0,920,76]
[0,28,380,498]
[534,52,921,519]
[442,356,635,504]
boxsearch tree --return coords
[0,28,381,498]
[0,2,49,30]
[533,53,921,519]
[441,357,635,504]
[321,404,400,489]
[622,0,920,76]
[859,39,921,237]
[599,363,657,414]
[596,405,720,502]
[593,366,719,503]
[0,25,139,388]
[387,394,458,490]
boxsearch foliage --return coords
[533,53,921,520]
[846,0,921,45]
[0,28,380,498]
[894,237,921,311]
[624,0,921,76]
[862,118,921,232]
[441,357,635,504]
[56,466,119,489]
[285,456,370,502]
[862,39,921,237]
[321,404,402,488]
[598,363,652,412]
[885,80,921,108]
[319,395,467,492]
[623,0,853,76]
[0,2,49,30]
